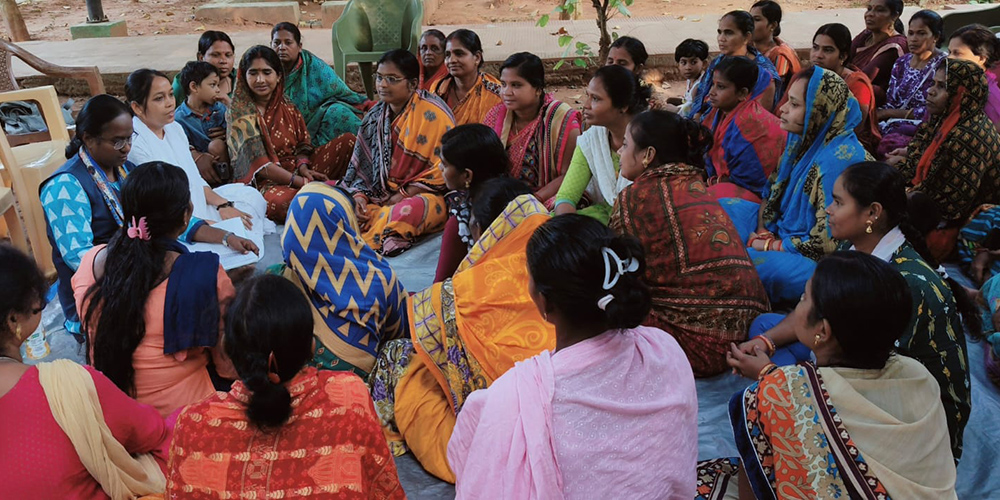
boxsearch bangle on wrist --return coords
[289,173,297,188]
[758,335,776,356]
[757,362,778,381]
[217,201,234,210]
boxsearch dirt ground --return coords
[2,0,877,42]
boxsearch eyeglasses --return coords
[375,73,407,85]
[100,135,133,151]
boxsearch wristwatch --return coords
[221,230,234,248]
[217,201,234,210]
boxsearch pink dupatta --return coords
[448,326,698,499]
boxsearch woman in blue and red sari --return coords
[701,56,786,202]
[687,10,781,119]
[697,251,958,499]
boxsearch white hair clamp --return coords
[598,247,639,310]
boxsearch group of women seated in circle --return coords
[8,1,1000,496]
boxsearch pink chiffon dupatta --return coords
[447,352,564,500]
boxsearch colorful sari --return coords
[610,163,770,377]
[166,368,406,499]
[701,87,786,200]
[341,90,455,255]
[432,72,502,125]
[689,49,781,119]
[845,68,883,154]
[877,51,947,157]
[282,183,409,376]
[226,70,356,222]
[899,59,1000,228]
[850,30,907,95]
[696,358,958,500]
[722,68,869,304]
[484,94,581,200]
[958,204,1000,279]
[368,194,555,483]
[764,37,801,81]
[419,61,448,92]
[284,49,366,148]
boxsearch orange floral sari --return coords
[432,72,502,125]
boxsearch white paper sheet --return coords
[182,217,264,270]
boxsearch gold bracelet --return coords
[758,362,778,381]
[764,239,772,252]
[758,335,776,356]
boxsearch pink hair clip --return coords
[127,216,151,240]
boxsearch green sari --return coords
[284,49,366,147]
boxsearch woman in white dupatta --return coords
[553,65,649,224]
[125,69,273,241]
[448,214,698,499]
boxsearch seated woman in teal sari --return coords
[699,251,958,499]
[721,66,868,304]
[271,22,368,147]
[281,182,409,377]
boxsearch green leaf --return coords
[575,41,588,50]
[616,2,631,16]
[612,31,620,41]
[554,59,566,70]
[558,34,574,47]
[537,14,550,26]
[573,58,588,68]
[624,0,633,5]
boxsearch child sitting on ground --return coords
[669,38,709,115]
[175,61,230,180]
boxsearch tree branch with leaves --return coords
[537,0,632,69]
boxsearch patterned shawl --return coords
[701,92,787,197]
[282,183,409,375]
[762,67,868,260]
[432,72,502,125]
[483,94,581,191]
[410,194,554,414]
[730,359,957,500]
[900,58,1000,223]
[341,90,454,204]
[284,49,366,147]
[226,67,312,181]
[610,163,769,377]
[689,50,780,118]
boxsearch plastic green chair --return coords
[332,0,423,99]
[938,5,1000,48]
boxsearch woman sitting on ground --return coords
[876,10,946,158]
[369,178,555,483]
[75,162,248,417]
[810,23,882,153]
[700,56,786,201]
[611,110,769,377]
[41,95,253,339]
[888,58,1000,261]
[751,0,801,95]
[701,251,959,499]
[720,66,868,305]
[553,65,650,223]
[418,29,448,91]
[947,23,1000,130]
[850,0,907,102]
[227,45,356,223]
[172,30,236,106]
[282,182,409,376]
[0,245,170,499]
[448,214,698,499]
[166,274,405,498]
[744,162,973,460]
[434,123,509,282]
[271,22,368,147]
[484,52,581,205]
[341,49,456,255]
[432,29,502,125]
[126,68,273,244]
[688,10,780,118]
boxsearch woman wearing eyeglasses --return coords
[41,95,256,340]
[340,49,457,256]
[226,45,356,223]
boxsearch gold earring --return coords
[865,219,873,234]
[642,157,650,167]
[464,179,471,189]
[14,323,22,341]
[814,332,822,346]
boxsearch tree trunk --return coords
[595,0,611,62]
[0,0,28,42]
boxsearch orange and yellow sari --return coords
[432,72,503,125]
[341,90,455,255]
[369,194,555,483]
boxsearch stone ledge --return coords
[194,2,301,25]
[321,1,348,28]
[70,20,128,40]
